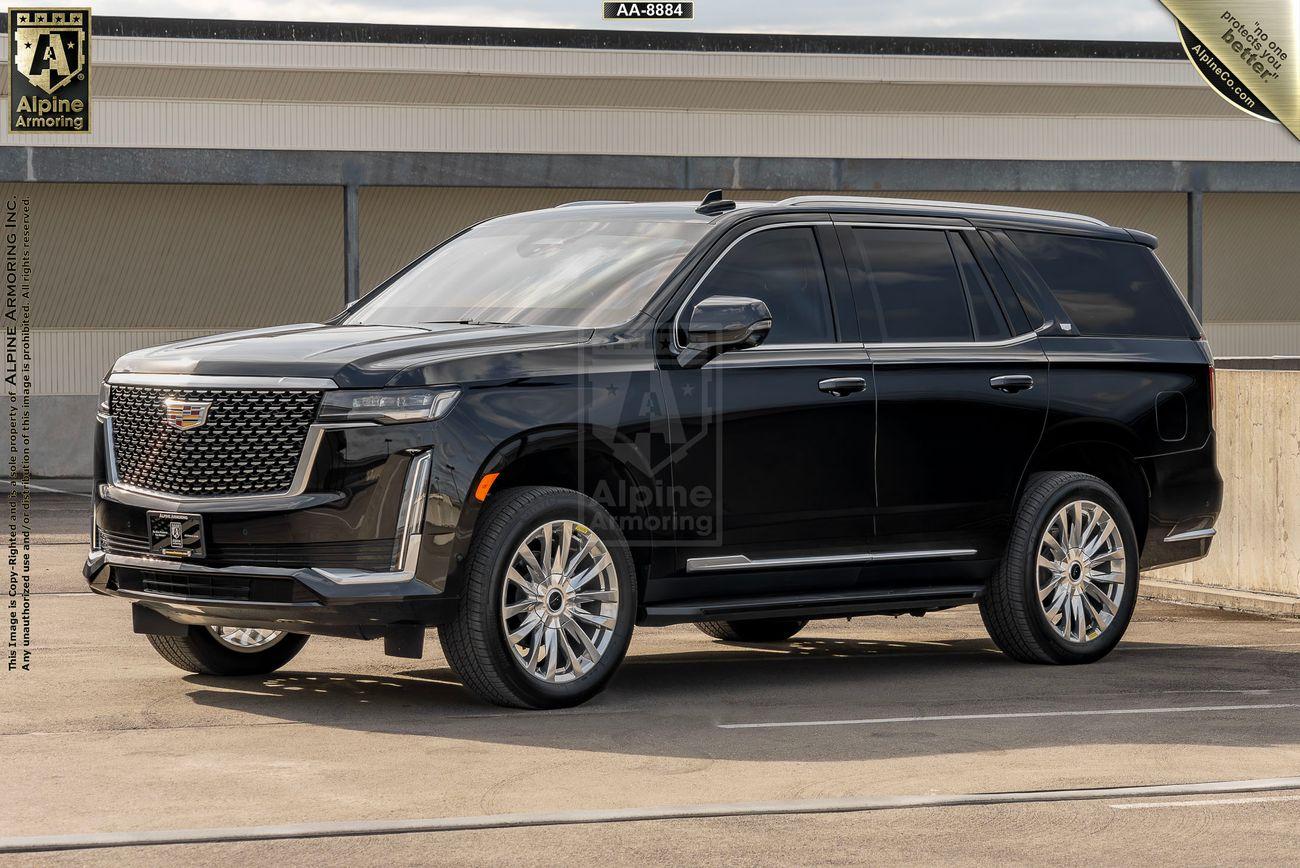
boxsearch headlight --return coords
[317,387,460,425]
[99,381,111,413]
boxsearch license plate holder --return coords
[147,511,205,559]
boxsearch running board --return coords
[640,585,983,626]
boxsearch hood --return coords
[111,322,594,388]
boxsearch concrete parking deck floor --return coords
[4,493,1299,864]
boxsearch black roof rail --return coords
[555,200,633,208]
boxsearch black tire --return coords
[439,486,638,709]
[145,627,308,676]
[695,618,807,642]
[980,471,1140,665]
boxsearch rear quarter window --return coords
[1005,231,1196,338]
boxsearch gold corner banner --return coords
[1161,0,1298,138]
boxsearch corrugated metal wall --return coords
[1202,194,1300,356]
[33,330,215,396]
[22,183,343,329]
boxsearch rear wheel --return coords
[696,618,807,642]
[146,626,308,676]
[980,471,1138,664]
[439,486,637,709]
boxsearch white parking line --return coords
[3,777,1298,854]
[717,702,1300,729]
[1112,794,1300,810]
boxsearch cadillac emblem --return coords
[162,397,212,431]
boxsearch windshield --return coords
[345,210,711,328]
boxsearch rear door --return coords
[838,219,1049,563]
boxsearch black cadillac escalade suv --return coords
[86,194,1221,709]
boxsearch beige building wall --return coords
[6,34,1298,160]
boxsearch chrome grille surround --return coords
[108,386,323,496]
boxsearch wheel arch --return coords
[453,424,662,602]
[1021,437,1151,551]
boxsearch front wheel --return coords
[439,486,638,709]
[980,471,1139,665]
[146,626,308,676]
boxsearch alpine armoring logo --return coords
[8,8,91,133]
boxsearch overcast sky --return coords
[45,0,1180,41]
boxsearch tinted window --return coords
[347,211,710,329]
[951,234,1011,340]
[854,228,971,342]
[1006,231,1195,338]
[692,226,835,344]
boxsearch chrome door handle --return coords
[818,377,868,396]
[990,374,1034,393]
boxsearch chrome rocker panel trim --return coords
[1162,527,1217,543]
[685,548,979,574]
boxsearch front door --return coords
[839,222,1049,562]
[658,220,876,598]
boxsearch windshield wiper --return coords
[420,319,517,327]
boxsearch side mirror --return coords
[683,296,773,357]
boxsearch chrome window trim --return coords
[834,220,977,231]
[686,548,978,573]
[864,331,1040,351]
[1163,527,1216,543]
[107,373,339,390]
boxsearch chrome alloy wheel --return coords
[499,520,620,684]
[207,626,286,652]
[1036,499,1127,644]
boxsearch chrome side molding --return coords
[314,450,432,585]
[685,548,978,573]
[1163,527,1217,543]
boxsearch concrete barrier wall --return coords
[1143,367,1300,616]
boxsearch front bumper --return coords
[84,549,459,638]
[89,396,471,637]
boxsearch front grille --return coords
[110,567,315,603]
[99,527,397,571]
[142,573,255,601]
[109,386,322,496]
[98,528,150,557]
